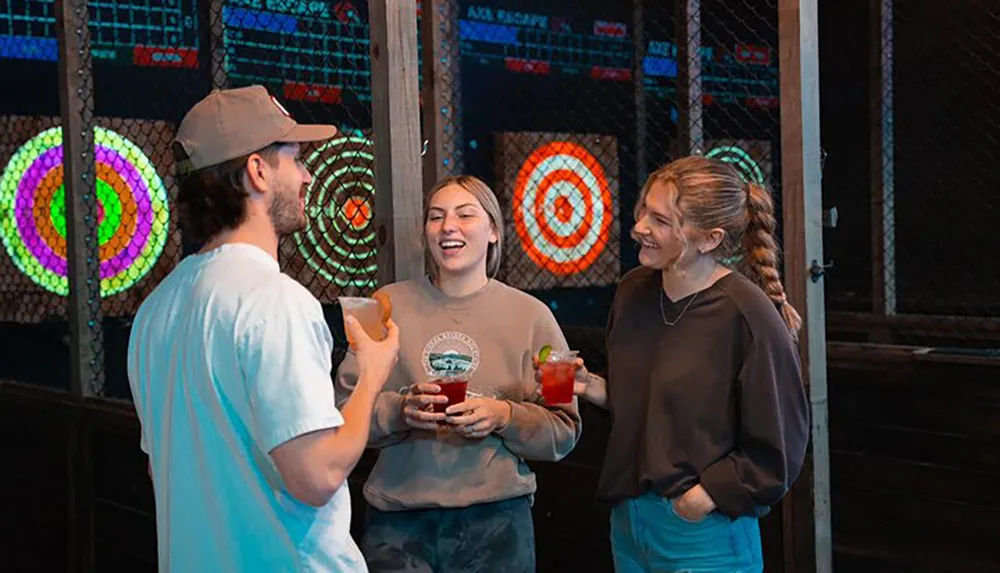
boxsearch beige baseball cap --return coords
[173,85,337,171]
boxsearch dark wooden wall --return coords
[827,343,1000,572]
[1,387,74,572]
[0,386,784,573]
[0,388,159,572]
[3,340,998,572]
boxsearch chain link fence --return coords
[437,0,782,365]
[456,0,635,353]
[217,0,380,366]
[8,0,996,399]
[0,0,787,398]
[0,0,378,399]
[822,0,1000,349]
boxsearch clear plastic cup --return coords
[339,296,387,346]
[430,371,469,425]
[539,350,578,404]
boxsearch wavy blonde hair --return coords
[635,156,802,339]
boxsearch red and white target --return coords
[513,141,613,276]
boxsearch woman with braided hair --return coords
[553,156,810,572]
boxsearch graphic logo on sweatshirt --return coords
[422,331,480,377]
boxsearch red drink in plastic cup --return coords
[432,377,468,420]
[540,350,577,404]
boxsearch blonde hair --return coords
[635,156,802,339]
[424,175,505,278]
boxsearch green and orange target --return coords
[293,134,378,289]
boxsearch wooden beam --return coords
[828,340,1000,367]
[205,0,228,89]
[676,0,704,156]
[420,0,464,191]
[828,310,1000,343]
[829,310,1000,331]
[56,0,103,400]
[66,419,95,573]
[633,0,648,183]
[871,0,896,319]
[56,4,100,571]
[369,0,425,285]
[778,0,832,572]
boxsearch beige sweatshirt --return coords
[335,276,582,511]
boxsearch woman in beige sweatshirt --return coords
[336,175,582,572]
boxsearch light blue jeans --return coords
[610,492,763,573]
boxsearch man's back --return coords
[128,243,365,572]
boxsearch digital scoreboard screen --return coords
[0,0,201,68]
[460,6,632,80]
[643,37,778,109]
[459,4,776,109]
[218,1,776,110]
[221,0,373,105]
[0,0,776,111]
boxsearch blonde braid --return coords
[742,182,803,339]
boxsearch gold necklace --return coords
[659,289,699,326]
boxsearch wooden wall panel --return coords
[6,340,999,572]
[828,344,1000,572]
[0,386,71,571]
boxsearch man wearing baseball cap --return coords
[128,85,398,572]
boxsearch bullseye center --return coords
[343,197,372,230]
[554,195,573,223]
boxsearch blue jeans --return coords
[610,492,763,573]
[361,496,535,573]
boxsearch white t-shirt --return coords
[128,243,366,573]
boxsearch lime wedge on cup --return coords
[538,344,552,363]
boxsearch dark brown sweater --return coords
[597,267,810,518]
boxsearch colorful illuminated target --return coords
[292,133,378,296]
[705,139,773,186]
[497,132,620,289]
[0,126,169,297]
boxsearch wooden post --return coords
[56,3,100,570]
[369,0,425,285]
[871,0,895,320]
[676,0,704,156]
[420,0,464,191]
[66,418,95,573]
[205,0,229,89]
[778,0,832,572]
[56,0,103,399]
[633,0,648,184]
